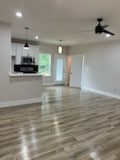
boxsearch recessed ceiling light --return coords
[106,34,111,38]
[35,36,39,39]
[16,11,23,18]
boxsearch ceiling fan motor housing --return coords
[95,25,104,34]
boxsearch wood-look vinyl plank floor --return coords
[0,86,120,160]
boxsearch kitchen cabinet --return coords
[11,43,40,72]
[11,43,17,56]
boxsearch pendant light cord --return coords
[60,40,62,47]
[24,27,29,49]
[25,27,29,43]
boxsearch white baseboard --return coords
[42,83,55,86]
[0,98,42,108]
[82,87,120,100]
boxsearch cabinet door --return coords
[11,43,17,56]
[22,45,35,57]
[29,45,35,57]
[16,44,23,64]
[22,44,29,56]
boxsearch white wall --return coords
[0,22,42,107]
[70,40,120,98]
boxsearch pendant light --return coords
[58,40,62,54]
[24,27,29,49]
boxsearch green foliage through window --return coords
[38,54,51,76]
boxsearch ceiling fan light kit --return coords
[106,34,111,37]
[16,11,23,18]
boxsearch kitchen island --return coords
[0,73,43,108]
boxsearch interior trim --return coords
[82,87,120,100]
[0,98,42,108]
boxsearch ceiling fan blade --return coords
[76,29,94,34]
[103,29,115,36]
[103,25,109,29]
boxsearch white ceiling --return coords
[0,0,120,46]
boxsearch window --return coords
[38,53,51,76]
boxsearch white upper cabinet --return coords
[22,44,36,57]
[28,45,35,57]
[11,43,40,64]
[11,43,17,56]
[34,46,40,65]
[22,45,29,56]
[16,44,23,64]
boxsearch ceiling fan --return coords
[95,18,115,36]
[76,18,115,36]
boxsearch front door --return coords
[54,55,66,85]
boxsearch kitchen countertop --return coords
[9,73,43,77]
